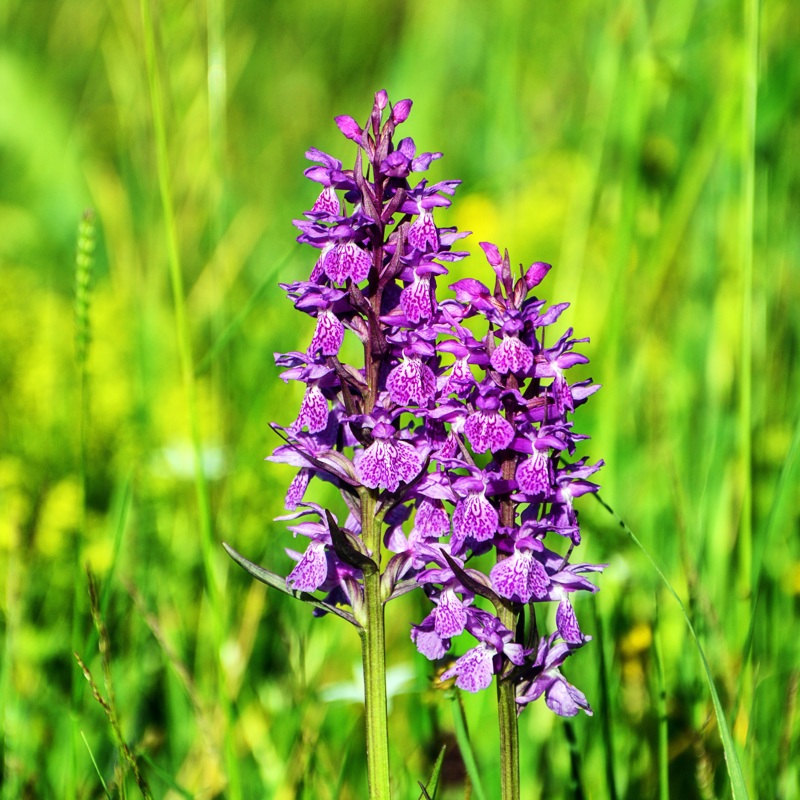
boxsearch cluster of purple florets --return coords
[269,90,605,717]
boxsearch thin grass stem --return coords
[735,0,758,782]
[591,602,618,800]
[80,730,113,800]
[138,2,240,797]
[70,208,96,798]
[594,494,750,799]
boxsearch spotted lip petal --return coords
[411,618,449,660]
[308,310,344,357]
[286,541,329,592]
[516,449,552,496]
[408,208,439,252]
[490,546,549,603]
[293,385,329,433]
[386,357,436,406]
[490,335,534,374]
[417,501,450,539]
[312,186,340,216]
[356,437,423,493]
[463,409,514,453]
[441,643,496,693]
[285,468,311,510]
[452,492,499,547]
[323,241,371,284]
[433,588,468,638]
[400,273,433,323]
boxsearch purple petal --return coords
[324,242,371,284]
[442,644,495,692]
[434,588,467,638]
[516,450,552,496]
[490,336,533,374]
[286,541,328,591]
[479,241,502,266]
[524,261,552,289]
[558,353,590,370]
[391,98,412,123]
[410,613,450,658]
[411,152,442,172]
[490,548,549,603]
[411,625,449,660]
[342,241,371,282]
[503,642,528,666]
[386,357,436,406]
[545,677,592,717]
[308,310,344,357]
[397,137,416,158]
[309,253,325,282]
[452,492,498,544]
[400,274,433,323]
[357,438,423,492]
[293,385,329,433]
[374,89,389,110]
[322,246,349,283]
[534,301,569,327]
[555,597,585,644]
[285,468,311,510]
[414,498,450,537]
[464,410,514,453]
[408,209,439,252]
[335,115,362,143]
[449,278,491,304]
[312,186,339,216]
[441,357,475,395]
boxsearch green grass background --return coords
[1,0,798,797]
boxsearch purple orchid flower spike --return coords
[224,93,607,800]
[407,238,605,720]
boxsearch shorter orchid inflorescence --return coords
[225,90,605,799]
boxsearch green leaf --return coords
[417,745,446,800]
[325,509,378,573]
[222,542,359,627]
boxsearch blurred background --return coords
[1,0,798,797]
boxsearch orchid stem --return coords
[497,606,521,800]
[361,490,391,799]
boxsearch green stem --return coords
[496,438,520,800]
[360,490,391,799]
[496,606,520,800]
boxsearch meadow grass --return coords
[1,0,798,797]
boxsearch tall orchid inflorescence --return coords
[225,90,604,800]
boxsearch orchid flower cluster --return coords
[226,89,604,797]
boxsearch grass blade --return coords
[80,730,113,800]
[139,753,195,799]
[449,691,488,800]
[591,603,618,800]
[194,250,293,376]
[417,744,446,800]
[594,494,750,800]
